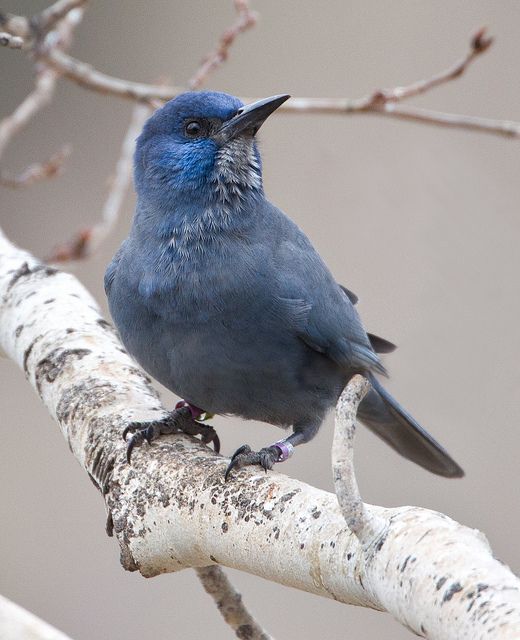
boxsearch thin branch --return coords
[32,0,88,36]
[79,103,148,250]
[0,68,58,161]
[377,26,493,102]
[0,145,70,188]
[188,0,258,90]
[195,566,273,640]
[5,8,511,143]
[0,7,84,163]
[0,13,30,38]
[47,104,150,262]
[43,47,181,102]
[0,32,24,48]
[373,103,520,139]
[32,28,520,139]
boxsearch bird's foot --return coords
[225,440,294,481]
[123,404,220,463]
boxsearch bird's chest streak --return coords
[140,234,262,323]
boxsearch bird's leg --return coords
[123,402,220,463]
[225,422,319,481]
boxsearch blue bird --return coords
[105,90,463,480]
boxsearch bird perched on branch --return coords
[105,90,463,480]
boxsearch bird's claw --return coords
[123,405,220,463]
[225,444,281,481]
[123,416,179,463]
[178,419,221,454]
[124,425,155,463]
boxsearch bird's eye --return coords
[185,120,203,138]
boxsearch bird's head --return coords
[134,91,289,211]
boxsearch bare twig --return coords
[0,145,71,188]
[188,0,258,90]
[370,103,520,138]
[83,103,150,249]
[0,68,57,161]
[5,6,514,140]
[0,32,24,49]
[32,28,520,139]
[0,12,30,38]
[196,566,273,640]
[48,104,150,262]
[376,26,493,102]
[43,47,180,102]
[0,7,84,164]
[33,0,88,36]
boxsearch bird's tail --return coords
[357,375,464,478]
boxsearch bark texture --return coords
[1,229,519,639]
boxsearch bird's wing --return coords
[294,297,388,376]
[104,242,126,296]
[338,283,396,354]
[273,224,387,376]
[339,284,359,305]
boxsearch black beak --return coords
[214,94,290,144]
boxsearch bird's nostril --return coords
[236,108,244,116]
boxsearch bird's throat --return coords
[212,137,263,202]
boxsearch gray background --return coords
[1,1,519,638]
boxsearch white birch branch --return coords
[332,375,387,547]
[332,377,520,637]
[1,228,519,639]
[0,594,74,640]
